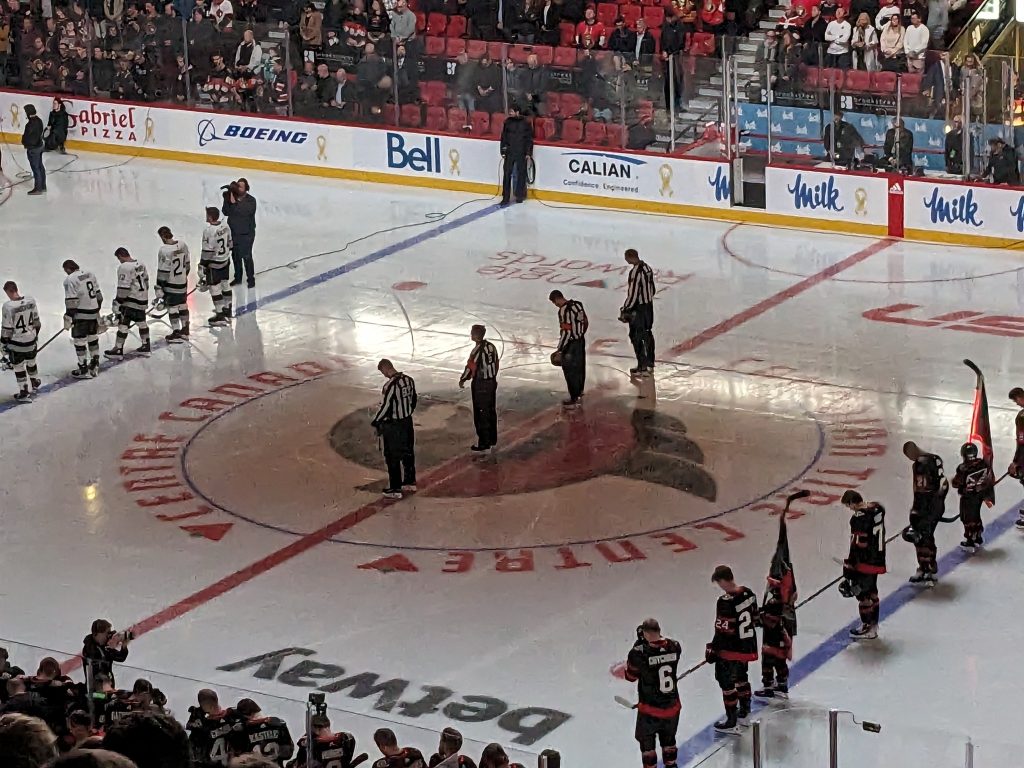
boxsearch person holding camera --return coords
[82,620,131,691]
[221,178,258,288]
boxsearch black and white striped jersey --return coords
[372,372,418,425]
[116,260,150,311]
[1,297,40,351]
[64,269,103,320]
[157,241,191,296]
[622,260,655,311]
[557,299,588,351]
[461,340,499,384]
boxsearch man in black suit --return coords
[499,104,533,206]
[632,19,657,68]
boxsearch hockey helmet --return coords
[960,442,979,460]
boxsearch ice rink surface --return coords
[2,148,1024,766]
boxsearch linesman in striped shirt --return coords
[459,324,499,452]
[371,359,418,499]
[619,248,656,377]
[548,290,588,407]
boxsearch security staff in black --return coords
[620,248,656,377]
[222,178,258,288]
[499,104,533,206]
[706,564,758,735]
[371,359,417,500]
[548,290,588,407]
[459,324,499,453]
[624,617,681,768]
[903,440,947,586]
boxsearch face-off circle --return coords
[181,373,823,551]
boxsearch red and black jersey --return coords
[846,502,886,575]
[624,637,683,718]
[428,754,478,768]
[293,731,357,768]
[186,708,242,767]
[911,454,944,503]
[371,747,427,768]
[759,591,792,660]
[1014,410,1024,464]
[230,717,294,766]
[712,587,759,662]
[952,458,995,502]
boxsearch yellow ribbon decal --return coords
[659,164,673,197]
[316,134,327,161]
[10,104,21,130]
[854,187,867,216]
[449,149,461,176]
[145,116,155,142]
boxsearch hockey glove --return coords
[704,643,717,664]
[838,579,855,599]
[550,351,563,367]
[63,314,73,331]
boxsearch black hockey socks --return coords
[722,688,738,713]
[662,745,678,768]
[859,592,880,625]
[115,324,129,352]
[13,361,28,393]
[737,681,752,704]
[74,341,87,367]
[641,750,658,767]
[138,321,150,344]
[168,307,181,331]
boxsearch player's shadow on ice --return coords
[970,547,1009,564]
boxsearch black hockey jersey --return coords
[759,591,791,660]
[292,731,357,768]
[911,454,944,502]
[1015,410,1024,465]
[186,708,242,767]
[230,717,295,766]
[371,748,426,768]
[624,637,682,718]
[711,587,759,662]
[429,753,478,768]
[846,502,886,575]
[952,458,995,502]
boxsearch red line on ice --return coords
[668,238,895,358]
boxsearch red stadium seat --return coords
[488,41,506,60]
[447,107,469,130]
[424,35,446,56]
[607,122,625,147]
[420,80,446,105]
[584,121,608,145]
[561,118,585,144]
[425,105,448,131]
[545,92,562,117]
[635,99,653,119]
[415,11,427,31]
[446,37,467,56]
[490,111,507,137]
[559,21,576,46]
[400,103,423,127]
[534,116,557,140]
[533,44,554,64]
[689,31,715,55]
[843,69,870,92]
[471,110,491,134]
[466,39,488,58]
[819,67,844,90]
[803,67,820,89]
[597,2,618,26]
[446,14,467,37]
[426,12,448,35]
[621,5,642,25]
[510,44,531,63]
[560,92,586,117]
[870,70,897,93]
[553,46,578,67]
[383,103,398,124]
[900,73,923,95]
[642,5,664,26]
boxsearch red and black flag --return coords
[767,511,799,636]
[965,359,994,466]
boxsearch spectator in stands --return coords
[851,12,878,70]
[778,29,803,84]
[575,5,606,48]
[878,14,905,71]
[234,27,262,74]
[390,0,416,44]
[874,0,899,29]
[631,18,656,69]
[104,712,191,768]
[501,0,537,42]
[944,114,964,174]
[300,3,323,49]
[881,117,913,172]
[453,50,477,114]
[323,0,349,28]
[903,12,927,72]
[355,40,391,115]
[985,137,1019,184]
[210,0,234,29]
[466,0,498,39]
[922,54,950,116]
[608,16,633,54]
[627,112,656,149]
[927,0,947,45]
[429,728,476,768]
[365,0,390,43]
[960,53,985,114]
[676,0,698,37]
[819,0,839,21]
[536,0,560,45]
[104,0,126,27]
[900,0,927,25]
[850,0,879,26]
[801,4,827,65]
[373,728,426,768]
[661,10,686,111]
[473,52,501,112]
[392,42,418,101]
[822,110,864,167]
[516,53,548,114]
[0,714,57,768]
[824,6,851,68]
[756,28,778,68]
[775,6,804,35]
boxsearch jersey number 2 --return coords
[738,610,754,639]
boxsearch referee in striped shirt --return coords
[370,359,418,499]
[459,324,500,452]
[549,290,589,407]
[619,248,656,376]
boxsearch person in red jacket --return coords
[574,5,606,48]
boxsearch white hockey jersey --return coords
[157,241,191,295]
[1,296,41,351]
[116,260,150,311]
[201,222,233,268]
[64,269,103,320]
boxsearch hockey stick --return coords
[936,471,1008,523]
[615,491,810,710]
[35,328,66,354]
[804,528,904,608]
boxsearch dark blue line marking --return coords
[0,203,501,417]
[674,500,1023,767]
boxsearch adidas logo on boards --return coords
[889,182,903,194]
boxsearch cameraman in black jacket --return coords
[21,103,46,195]
[221,178,258,288]
[82,619,131,691]
[499,104,532,206]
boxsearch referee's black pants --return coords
[561,337,586,401]
[501,152,528,203]
[381,417,416,489]
[471,377,498,448]
[627,303,655,370]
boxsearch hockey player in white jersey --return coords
[2,281,42,401]
[62,259,104,379]
[200,206,233,327]
[156,226,191,343]
[104,248,152,358]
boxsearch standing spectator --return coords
[365,0,390,43]
[104,0,126,28]
[518,53,548,114]
[960,53,985,115]
[881,117,913,171]
[608,16,634,54]
[209,0,233,29]
[373,728,426,768]
[233,27,261,75]
[536,0,560,45]
[878,14,905,71]
[824,6,852,68]
[575,5,606,48]
[851,12,878,70]
[874,0,899,29]
[944,114,963,174]
[21,103,45,195]
[370,361,418,500]
[0,714,57,768]
[355,41,391,115]
[389,0,416,44]
[392,43,418,102]
[822,110,864,166]
[453,51,477,113]
[900,0,927,26]
[222,178,257,287]
[903,12,928,73]
[45,96,69,152]
[985,137,1019,184]
[82,620,130,689]
[466,0,498,39]
[802,4,827,64]
[473,52,501,112]
[660,11,685,112]
[631,18,655,68]
[299,2,323,49]
[778,30,803,85]
[927,0,947,46]
[922,54,950,117]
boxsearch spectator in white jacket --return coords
[875,0,900,30]
[903,12,929,73]
[825,7,852,69]
[234,28,262,74]
[851,12,879,71]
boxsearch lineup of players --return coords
[0,208,234,399]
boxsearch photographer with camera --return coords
[221,178,258,289]
[82,620,131,692]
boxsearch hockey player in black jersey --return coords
[754,579,792,699]
[706,565,758,734]
[902,441,948,586]
[371,728,426,768]
[951,442,994,553]
[624,617,682,768]
[230,698,295,766]
[839,490,886,640]
[290,713,363,768]
[428,727,476,768]
[186,689,242,768]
